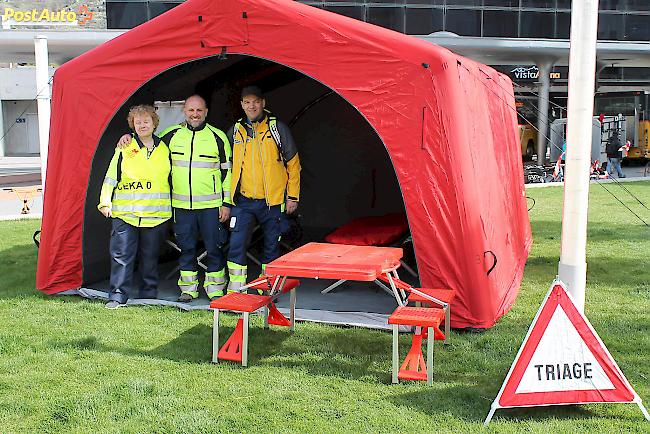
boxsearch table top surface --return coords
[264,242,403,281]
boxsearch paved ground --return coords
[525,164,649,189]
[0,156,42,220]
[0,156,41,186]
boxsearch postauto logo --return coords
[2,5,94,26]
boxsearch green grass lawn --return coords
[1,182,648,433]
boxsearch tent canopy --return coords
[37,0,532,329]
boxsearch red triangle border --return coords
[498,284,635,407]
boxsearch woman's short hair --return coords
[127,105,159,130]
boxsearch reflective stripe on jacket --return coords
[160,122,233,210]
[98,137,171,227]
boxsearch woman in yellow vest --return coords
[98,105,171,309]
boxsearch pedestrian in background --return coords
[606,130,626,178]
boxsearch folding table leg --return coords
[392,324,399,384]
[242,312,249,367]
[321,279,346,294]
[374,279,399,297]
[444,306,450,345]
[212,309,220,363]
[385,274,406,307]
[246,252,262,266]
[392,270,407,300]
[399,259,418,278]
[427,326,434,386]
[290,288,296,332]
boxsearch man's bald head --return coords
[184,94,208,127]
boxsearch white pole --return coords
[558,0,600,313]
[34,35,51,193]
[0,101,5,157]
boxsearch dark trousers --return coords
[173,207,227,272]
[228,196,282,265]
[109,218,167,303]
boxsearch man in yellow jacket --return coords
[226,86,301,291]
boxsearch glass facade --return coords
[106,0,182,29]
[105,1,650,42]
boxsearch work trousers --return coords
[227,196,282,266]
[109,218,168,303]
[173,207,227,272]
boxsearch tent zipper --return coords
[189,130,195,208]
[255,122,270,207]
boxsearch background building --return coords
[1,0,649,159]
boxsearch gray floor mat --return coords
[71,271,401,330]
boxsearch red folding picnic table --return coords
[264,242,453,384]
[265,242,453,340]
[264,242,407,305]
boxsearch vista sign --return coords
[2,5,93,27]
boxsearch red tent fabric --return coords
[37,0,532,329]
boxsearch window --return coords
[599,67,623,80]
[106,2,148,29]
[445,8,481,36]
[149,2,182,20]
[622,68,650,81]
[555,11,570,38]
[484,0,519,6]
[324,6,366,22]
[520,11,554,38]
[404,0,445,5]
[595,97,636,117]
[483,10,518,37]
[599,0,624,11]
[446,0,483,6]
[405,8,444,34]
[620,1,650,12]
[598,13,625,40]
[625,14,650,41]
[367,7,405,32]
[521,0,554,8]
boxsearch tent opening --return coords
[81,54,416,326]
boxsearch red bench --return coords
[388,306,445,385]
[407,287,457,344]
[377,274,457,343]
[210,278,300,367]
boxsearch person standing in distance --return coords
[117,95,233,301]
[225,86,301,292]
[606,130,626,179]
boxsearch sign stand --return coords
[485,282,649,425]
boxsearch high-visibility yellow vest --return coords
[231,114,300,206]
[98,137,171,227]
[160,122,232,210]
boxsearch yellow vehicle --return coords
[627,120,650,160]
[519,124,536,161]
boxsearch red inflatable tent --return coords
[36,0,532,329]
